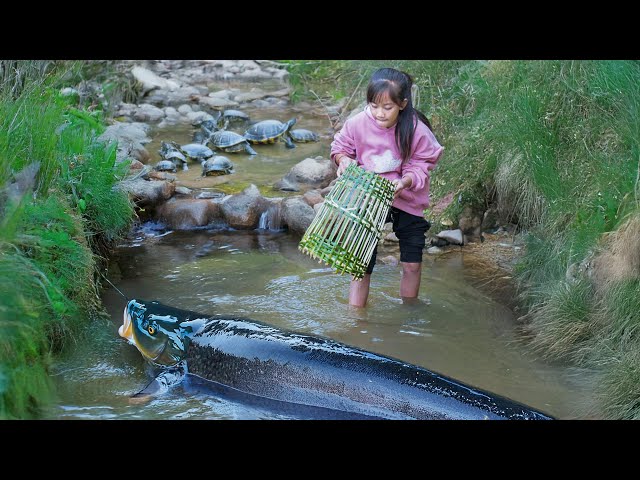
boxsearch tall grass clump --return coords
[466,61,640,417]
[0,196,58,418]
[56,109,134,255]
[0,60,135,418]
[521,278,595,361]
[594,345,640,420]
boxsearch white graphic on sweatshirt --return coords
[370,149,401,174]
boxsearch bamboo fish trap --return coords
[299,163,395,280]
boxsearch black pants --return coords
[365,207,431,275]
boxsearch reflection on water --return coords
[47,224,598,420]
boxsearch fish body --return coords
[120,299,554,420]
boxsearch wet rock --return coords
[430,236,449,247]
[133,103,165,123]
[279,157,336,192]
[145,86,202,107]
[195,190,225,199]
[131,66,179,93]
[115,102,137,118]
[186,111,214,126]
[163,107,181,124]
[302,190,324,207]
[234,88,270,103]
[320,179,337,197]
[209,89,235,99]
[155,198,222,229]
[273,177,299,192]
[383,232,399,243]
[281,197,315,236]
[177,104,193,115]
[128,159,145,171]
[249,99,270,108]
[117,178,175,208]
[197,96,239,109]
[379,255,399,266]
[131,145,151,163]
[437,229,464,245]
[98,121,152,164]
[219,184,268,229]
[146,171,176,182]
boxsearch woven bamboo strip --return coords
[299,164,394,279]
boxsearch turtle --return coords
[207,130,257,155]
[199,119,219,138]
[154,159,177,173]
[192,129,209,144]
[159,141,188,170]
[244,118,297,149]
[178,142,214,163]
[289,128,319,143]
[219,109,250,126]
[201,155,235,176]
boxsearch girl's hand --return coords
[336,156,355,177]
[392,176,412,198]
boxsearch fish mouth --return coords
[119,304,133,342]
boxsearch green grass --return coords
[596,280,640,346]
[522,278,595,361]
[0,60,135,418]
[595,343,640,420]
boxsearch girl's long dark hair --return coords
[366,68,433,163]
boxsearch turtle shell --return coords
[180,143,214,160]
[244,118,296,144]
[209,130,247,148]
[207,131,257,155]
[201,155,234,176]
[289,129,319,142]
[159,145,187,164]
[192,130,208,144]
[221,109,250,122]
[154,160,177,173]
[199,119,218,136]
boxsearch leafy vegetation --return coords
[0,60,134,418]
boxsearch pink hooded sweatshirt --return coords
[330,106,444,217]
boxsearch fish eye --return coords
[148,326,156,335]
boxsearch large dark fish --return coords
[119,298,554,420]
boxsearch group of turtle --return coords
[154,109,320,177]
[154,141,235,177]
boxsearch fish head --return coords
[120,299,195,366]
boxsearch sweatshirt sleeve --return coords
[330,119,357,166]
[401,129,444,192]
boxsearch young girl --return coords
[330,67,444,307]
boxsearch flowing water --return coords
[44,94,598,420]
[47,225,597,420]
